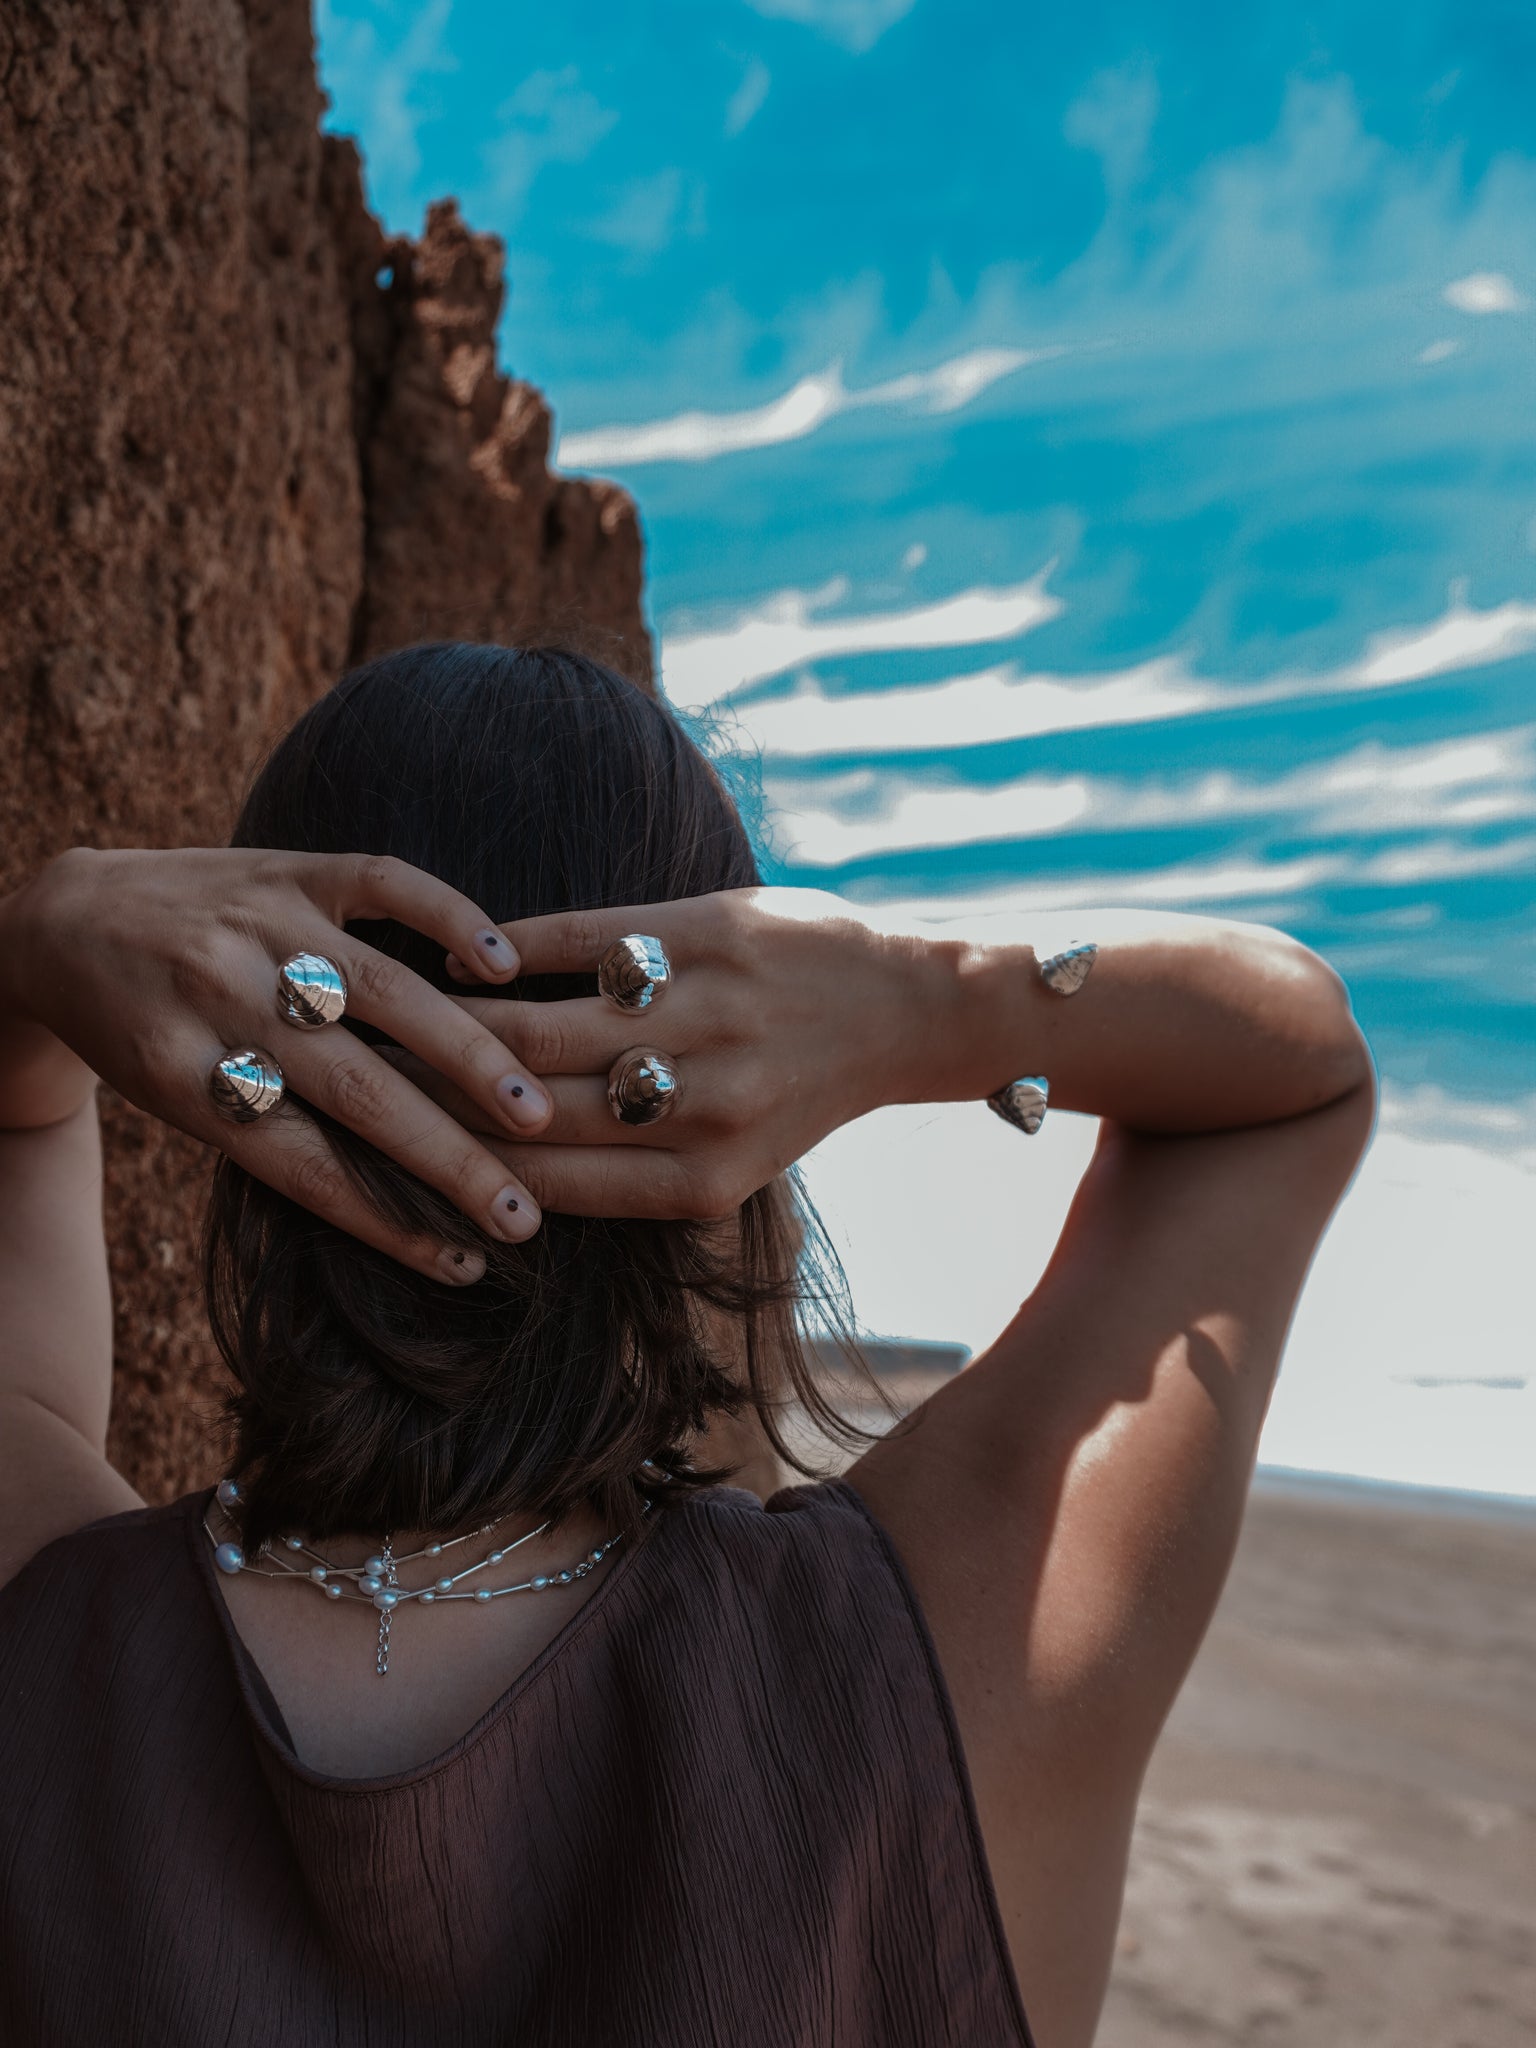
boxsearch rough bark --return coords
[0,0,651,1501]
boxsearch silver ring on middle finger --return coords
[277,951,349,1030]
[607,1046,681,1126]
[597,934,671,1012]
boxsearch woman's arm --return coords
[0,980,141,1581]
[464,890,1373,2048]
[844,907,1374,2048]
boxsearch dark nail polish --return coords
[484,934,500,947]
[505,1198,519,1212]
[453,1252,465,1266]
[510,1084,523,1098]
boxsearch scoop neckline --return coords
[186,1484,666,1797]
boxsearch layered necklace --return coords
[205,1479,639,1675]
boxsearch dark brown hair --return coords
[204,643,872,1554]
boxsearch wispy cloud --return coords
[704,580,1536,756]
[589,167,690,256]
[1377,1084,1536,1170]
[863,855,1348,923]
[663,569,1062,708]
[477,67,618,219]
[768,727,1536,866]
[853,831,1536,926]
[737,653,1215,757]
[1348,587,1536,684]
[725,57,771,136]
[741,0,916,53]
[315,0,456,231]
[1417,338,1463,364]
[557,347,1060,469]
[1442,271,1529,314]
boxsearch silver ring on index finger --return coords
[597,934,670,1012]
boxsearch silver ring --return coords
[986,1075,1048,1137]
[597,934,671,1012]
[277,951,348,1030]
[1038,940,1097,997]
[210,1047,285,1123]
[607,1046,681,1126]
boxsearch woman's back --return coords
[0,1479,1030,2048]
[0,644,1376,2043]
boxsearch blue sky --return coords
[316,2,1536,1490]
[318,0,1535,1092]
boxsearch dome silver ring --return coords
[209,1047,285,1123]
[607,1046,681,1127]
[277,951,349,1030]
[597,934,671,1012]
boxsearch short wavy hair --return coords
[204,643,870,1556]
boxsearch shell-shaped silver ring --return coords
[986,1075,1049,1137]
[209,1047,285,1123]
[597,934,671,1012]
[277,951,349,1030]
[1038,940,1097,997]
[607,1046,681,1126]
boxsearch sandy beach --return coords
[1101,1475,1536,2047]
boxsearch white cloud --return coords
[557,346,1058,469]
[741,0,916,54]
[767,727,1536,867]
[1345,588,1536,684]
[478,67,618,219]
[858,854,1349,924]
[1442,270,1528,314]
[1353,831,1536,884]
[725,57,771,136]
[663,569,1062,708]
[1377,1083,1536,1169]
[1416,338,1463,364]
[738,652,1216,758]
[901,542,928,572]
[699,579,1536,758]
[837,824,1536,926]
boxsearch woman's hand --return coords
[433,888,960,1219]
[0,848,560,1280]
[423,888,1369,1222]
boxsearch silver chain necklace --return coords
[206,1479,638,1675]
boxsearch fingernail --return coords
[490,1186,540,1242]
[498,1074,549,1127]
[437,1247,487,1285]
[446,953,472,983]
[476,929,518,975]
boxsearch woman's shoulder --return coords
[638,1475,928,1679]
[660,1473,892,1572]
[0,1488,206,1629]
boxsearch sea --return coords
[320,0,1535,1499]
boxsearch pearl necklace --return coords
[206,1478,635,1675]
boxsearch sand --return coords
[1100,1475,1536,2047]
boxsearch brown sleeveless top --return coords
[0,1478,1032,2047]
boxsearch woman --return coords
[0,643,1373,2047]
